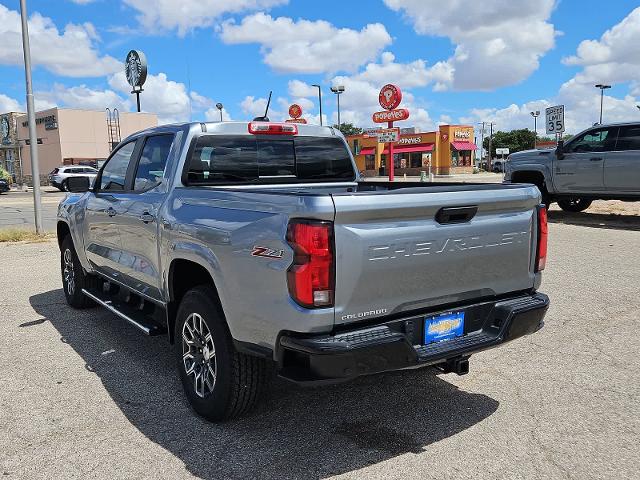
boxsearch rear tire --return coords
[62,180,70,192]
[60,236,96,308]
[174,285,268,421]
[557,197,592,213]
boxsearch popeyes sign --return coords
[373,83,410,124]
[286,104,307,124]
[373,109,410,123]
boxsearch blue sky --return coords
[1,0,639,134]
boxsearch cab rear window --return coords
[186,135,354,185]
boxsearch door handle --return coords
[106,207,117,217]
[140,211,156,224]
[590,157,603,161]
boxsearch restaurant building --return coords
[0,107,157,185]
[346,124,476,176]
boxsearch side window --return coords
[100,141,136,191]
[134,135,174,191]
[615,125,640,151]
[567,128,617,153]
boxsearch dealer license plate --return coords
[424,311,465,344]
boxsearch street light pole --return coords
[311,84,323,126]
[530,110,540,149]
[595,84,611,124]
[215,103,224,122]
[19,0,43,234]
[330,85,345,129]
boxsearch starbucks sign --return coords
[125,50,148,88]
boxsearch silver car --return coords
[49,166,98,191]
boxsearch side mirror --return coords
[66,176,91,193]
[555,140,565,160]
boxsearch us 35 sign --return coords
[545,105,565,134]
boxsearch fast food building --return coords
[0,107,157,185]
[346,124,476,176]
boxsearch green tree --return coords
[483,129,536,157]
[0,165,11,182]
[333,123,363,137]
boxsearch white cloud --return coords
[123,0,288,36]
[0,94,22,112]
[0,4,120,77]
[110,72,200,124]
[240,95,285,121]
[562,7,640,87]
[35,83,131,112]
[68,0,96,4]
[204,107,232,122]
[383,0,557,91]
[220,13,392,74]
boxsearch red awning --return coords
[359,147,375,155]
[451,141,477,151]
[382,143,434,154]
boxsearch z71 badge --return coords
[251,246,284,259]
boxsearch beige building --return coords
[12,107,157,184]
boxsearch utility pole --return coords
[311,84,323,126]
[595,84,611,124]
[530,111,540,148]
[19,0,43,233]
[487,122,495,172]
[478,122,485,169]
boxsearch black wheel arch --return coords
[166,258,223,344]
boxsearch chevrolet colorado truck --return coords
[504,122,640,211]
[57,121,549,421]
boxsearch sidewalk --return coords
[362,172,504,183]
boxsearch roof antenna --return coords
[253,91,272,122]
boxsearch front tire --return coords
[60,236,96,308]
[174,285,268,421]
[557,197,592,212]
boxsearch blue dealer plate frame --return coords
[424,311,465,344]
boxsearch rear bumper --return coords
[277,292,549,384]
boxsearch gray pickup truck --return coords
[505,122,640,211]
[57,121,549,421]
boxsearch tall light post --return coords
[530,110,540,149]
[215,102,224,122]
[311,84,323,126]
[595,84,611,124]
[330,85,345,129]
[19,0,43,233]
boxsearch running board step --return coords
[81,288,166,336]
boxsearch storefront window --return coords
[365,155,375,170]
[451,150,460,167]
[410,153,422,168]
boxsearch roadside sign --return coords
[288,104,302,119]
[376,128,400,143]
[545,105,565,134]
[379,84,402,110]
[496,147,510,155]
[285,118,307,124]
[372,109,410,123]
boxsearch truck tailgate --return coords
[331,184,541,326]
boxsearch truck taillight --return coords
[248,122,298,135]
[286,220,334,308]
[536,205,548,272]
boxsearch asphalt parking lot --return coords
[0,214,638,479]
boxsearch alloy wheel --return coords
[63,248,75,295]
[182,313,217,398]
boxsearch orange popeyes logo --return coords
[441,133,448,141]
